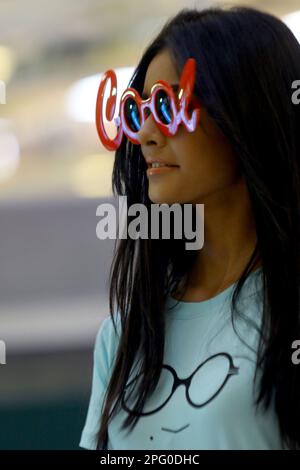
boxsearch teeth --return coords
[151,162,168,168]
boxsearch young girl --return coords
[79,5,300,450]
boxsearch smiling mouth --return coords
[161,423,190,433]
[146,165,179,176]
[147,163,179,169]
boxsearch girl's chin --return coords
[148,193,182,205]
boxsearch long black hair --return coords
[95,5,300,449]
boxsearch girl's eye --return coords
[155,90,173,124]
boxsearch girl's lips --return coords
[146,165,179,176]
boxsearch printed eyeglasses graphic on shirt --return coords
[95,57,201,151]
[121,352,239,416]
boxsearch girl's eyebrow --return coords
[141,83,179,99]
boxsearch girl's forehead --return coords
[141,83,180,100]
[143,50,180,95]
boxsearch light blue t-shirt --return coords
[79,268,285,450]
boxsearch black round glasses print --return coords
[121,352,239,417]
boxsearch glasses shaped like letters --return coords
[96,58,201,151]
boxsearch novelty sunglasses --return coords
[95,58,201,151]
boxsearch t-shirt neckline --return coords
[165,266,263,319]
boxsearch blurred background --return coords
[0,0,300,449]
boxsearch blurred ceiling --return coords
[0,0,300,200]
[1,0,298,70]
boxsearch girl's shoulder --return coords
[94,312,122,375]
